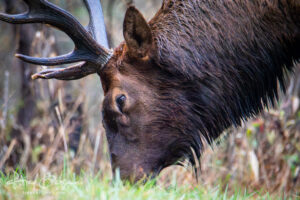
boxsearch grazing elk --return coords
[0,0,299,181]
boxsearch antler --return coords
[84,0,109,49]
[0,0,113,80]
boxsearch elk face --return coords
[100,64,165,181]
[100,55,188,182]
[99,7,184,182]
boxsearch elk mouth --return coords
[112,163,164,183]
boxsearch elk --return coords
[0,0,299,182]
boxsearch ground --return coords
[0,171,291,200]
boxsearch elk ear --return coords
[123,6,152,58]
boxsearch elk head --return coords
[0,0,198,181]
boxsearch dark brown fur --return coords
[99,0,299,181]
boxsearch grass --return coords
[0,171,283,200]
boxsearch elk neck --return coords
[146,0,300,142]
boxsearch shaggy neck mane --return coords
[147,0,299,154]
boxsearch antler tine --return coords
[0,13,30,23]
[84,0,109,49]
[31,62,97,80]
[0,0,112,66]
[16,50,94,66]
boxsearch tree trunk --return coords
[5,0,37,130]
[5,0,37,168]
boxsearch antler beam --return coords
[0,0,112,80]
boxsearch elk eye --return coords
[116,95,126,112]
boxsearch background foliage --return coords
[0,0,299,198]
